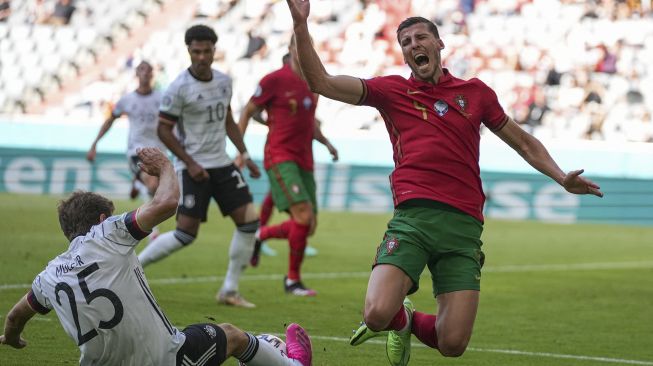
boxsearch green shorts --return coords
[373,200,484,297]
[266,161,317,213]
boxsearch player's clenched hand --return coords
[286,0,310,23]
[187,161,209,182]
[137,147,172,177]
[245,159,261,179]
[0,334,28,349]
[562,169,603,197]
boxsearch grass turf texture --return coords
[0,193,652,365]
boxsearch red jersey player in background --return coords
[287,1,603,365]
[237,41,337,297]
[240,52,338,265]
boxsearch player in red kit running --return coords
[238,39,338,296]
[287,1,603,365]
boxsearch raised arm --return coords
[132,147,179,232]
[287,0,364,105]
[87,114,118,162]
[0,294,37,349]
[494,118,603,197]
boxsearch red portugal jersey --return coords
[360,69,508,222]
[250,64,317,171]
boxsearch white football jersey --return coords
[29,212,185,366]
[160,68,234,171]
[112,90,167,157]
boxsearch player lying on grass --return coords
[0,147,312,366]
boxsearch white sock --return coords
[238,333,302,366]
[138,231,184,267]
[220,228,255,293]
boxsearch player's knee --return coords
[438,337,469,357]
[173,229,196,246]
[217,323,248,357]
[363,306,392,332]
[237,220,259,234]
[291,205,313,226]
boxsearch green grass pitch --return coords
[1,193,652,365]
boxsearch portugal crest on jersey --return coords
[385,237,399,255]
[434,100,448,116]
[454,94,468,111]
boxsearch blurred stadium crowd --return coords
[1,0,651,142]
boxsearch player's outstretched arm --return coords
[0,294,37,349]
[87,115,118,162]
[494,118,603,197]
[133,147,179,232]
[287,0,363,105]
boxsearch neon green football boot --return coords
[349,321,387,346]
[386,297,415,366]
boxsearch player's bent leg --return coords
[434,290,479,357]
[350,265,413,346]
[137,215,199,266]
[364,265,413,331]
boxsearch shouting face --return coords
[398,22,444,83]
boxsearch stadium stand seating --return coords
[1,0,651,142]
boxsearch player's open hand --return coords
[0,334,28,349]
[286,0,310,23]
[562,169,603,197]
[245,158,261,179]
[137,147,172,177]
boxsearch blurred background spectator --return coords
[0,0,651,144]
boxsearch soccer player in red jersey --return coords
[287,1,603,364]
[237,41,337,296]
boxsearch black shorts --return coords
[128,155,142,179]
[178,163,253,221]
[176,323,227,366]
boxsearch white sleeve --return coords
[160,81,184,119]
[112,95,128,117]
[95,211,150,255]
[28,272,53,314]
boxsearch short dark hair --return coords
[185,24,218,46]
[57,191,115,241]
[396,17,440,42]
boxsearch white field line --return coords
[2,260,653,291]
[215,332,653,366]
[306,335,653,365]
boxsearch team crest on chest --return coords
[454,94,468,111]
[434,100,449,116]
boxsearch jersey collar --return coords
[408,68,453,90]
